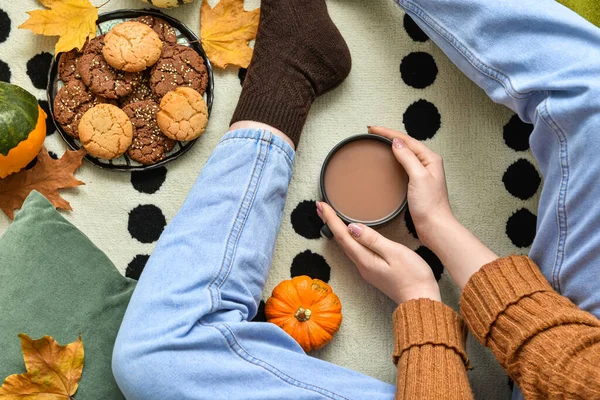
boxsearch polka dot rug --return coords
[0,1,541,398]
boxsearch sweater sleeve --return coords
[460,255,600,398]
[393,299,473,400]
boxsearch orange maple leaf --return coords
[200,0,260,69]
[0,147,86,220]
[0,334,84,399]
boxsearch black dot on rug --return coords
[131,167,167,194]
[506,208,537,248]
[403,14,429,42]
[38,100,55,136]
[291,200,323,239]
[503,114,533,151]
[404,207,418,239]
[400,52,438,89]
[128,204,167,243]
[238,68,247,86]
[25,157,37,170]
[415,246,444,281]
[26,52,53,90]
[503,159,541,200]
[0,59,10,82]
[252,300,267,322]
[403,99,441,140]
[291,250,331,283]
[126,254,150,280]
[0,8,10,44]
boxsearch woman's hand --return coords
[317,201,441,304]
[368,126,498,289]
[368,126,455,246]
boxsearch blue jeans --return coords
[113,0,600,399]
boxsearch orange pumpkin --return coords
[265,276,342,352]
[0,82,47,178]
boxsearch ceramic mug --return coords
[319,134,408,238]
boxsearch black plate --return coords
[46,9,214,172]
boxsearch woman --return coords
[112,0,600,398]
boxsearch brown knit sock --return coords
[230,0,352,147]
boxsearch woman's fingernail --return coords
[393,138,406,149]
[348,223,363,238]
[316,201,323,213]
[367,125,372,129]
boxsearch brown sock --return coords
[230,0,352,147]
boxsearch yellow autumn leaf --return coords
[19,0,98,55]
[200,0,260,69]
[0,334,85,399]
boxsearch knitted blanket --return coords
[0,0,554,398]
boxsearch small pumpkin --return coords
[0,82,47,178]
[141,0,194,8]
[265,276,342,352]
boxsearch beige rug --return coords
[0,0,543,398]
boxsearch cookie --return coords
[53,80,110,138]
[150,44,208,98]
[58,50,82,82]
[119,73,157,107]
[78,104,133,159]
[136,15,177,45]
[78,35,138,99]
[123,100,176,165]
[103,21,163,73]
[157,87,208,141]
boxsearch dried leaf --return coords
[200,0,260,69]
[0,334,84,399]
[19,0,98,55]
[0,147,86,220]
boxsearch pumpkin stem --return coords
[294,307,312,322]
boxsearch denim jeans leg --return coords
[392,0,600,398]
[112,128,395,400]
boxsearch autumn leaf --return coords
[0,334,84,399]
[200,0,260,69]
[19,0,99,55]
[0,147,86,220]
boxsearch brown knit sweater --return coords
[393,255,600,399]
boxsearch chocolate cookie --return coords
[53,80,110,138]
[136,15,177,45]
[103,21,163,73]
[78,35,138,99]
[58,50,82,82]
[122,100,176,165]
[150,44,208,98]
[79,104,133,160]
[119,73,157,107]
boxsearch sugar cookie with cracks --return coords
[103,21,163,73]
[157,87,208,141]
[79,104,133,159]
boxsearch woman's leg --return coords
[393,0,600,316]
[112,1,394,399]
[391,0,600,398]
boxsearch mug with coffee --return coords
[320,135,408,238]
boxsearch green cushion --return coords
[558,0,600,27]
[0,191,136,399]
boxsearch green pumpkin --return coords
[0,82,40,157]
